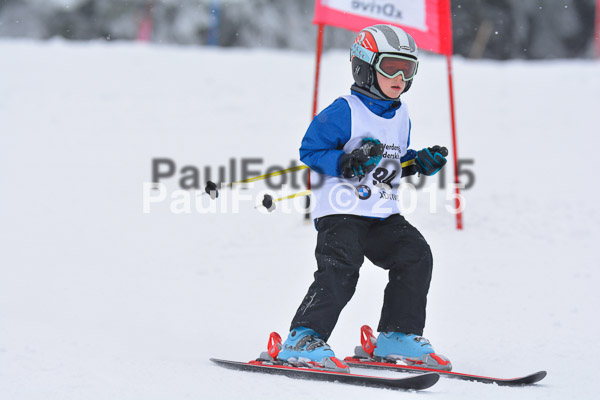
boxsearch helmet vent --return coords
[375,24,416,54]
[375,24,402,51]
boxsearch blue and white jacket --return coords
[301,86,417,220]
[300,87,415,176]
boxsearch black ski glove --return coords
[414,145,448,176]
[340,138,385,179]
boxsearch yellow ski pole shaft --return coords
[224,165,308,187]
[259,190,313,212]
[203,164,309,199]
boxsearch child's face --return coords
[376,72,407,99]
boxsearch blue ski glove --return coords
[414,145,447,176]
[340,138,384,179]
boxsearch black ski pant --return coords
[290,214,433,341]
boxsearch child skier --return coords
[276,24,450,370]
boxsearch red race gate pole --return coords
[312,24,325,118]
[446,54,463,230]
[305,24,325,220]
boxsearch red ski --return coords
[211,331,439,391]
[210,358,440,391]
[346,325,546,386]
[343,357,546,386]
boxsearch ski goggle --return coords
[374,54,419,81]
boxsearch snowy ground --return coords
[1,39,599,399]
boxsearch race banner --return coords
[313,0,453,55]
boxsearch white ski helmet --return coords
[350,24,419,98]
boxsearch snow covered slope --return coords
[1,39,599,399]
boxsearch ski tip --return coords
[497,370,547,386]
[513,370,547,385]
[394,372,440,391]
[526,370,547,384]
[418,372,441,389]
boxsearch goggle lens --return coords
[376,55,418,81]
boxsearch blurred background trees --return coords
[0,0,597,59]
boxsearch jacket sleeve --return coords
[401,119,415,162]
[299,98,351,176]
[400,120,418,177]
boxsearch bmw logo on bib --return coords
[355,185,371,200]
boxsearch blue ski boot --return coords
[276,327,348,372]
[373,332,452,371]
